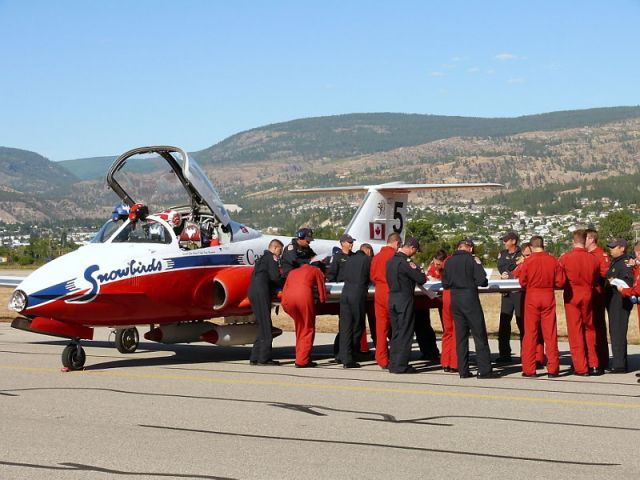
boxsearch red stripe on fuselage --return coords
[23,267,252,326]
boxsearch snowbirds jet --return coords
[7,145,512,370]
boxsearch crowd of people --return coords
[247,227,640,383]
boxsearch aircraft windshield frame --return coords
[106,146,230,227]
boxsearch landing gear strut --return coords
[62,342,86,370]
[114,327,139,353]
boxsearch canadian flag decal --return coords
[369,222,385,240]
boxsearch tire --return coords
[115,327,139,353]
[62,344,86,370]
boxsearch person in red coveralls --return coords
[281,263,327,368]
[515,236,566,377]
[558,229,601,376]
[513,242,545,367]
[585,228,610,373]
[617,240,640,383]
[369,232,402,369]
[427,249,457,372]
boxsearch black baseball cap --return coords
[607,238,627,249]
[296,228,314,240]
[339,233,355,243]
[501,232,519,242]
[458,237,475,248]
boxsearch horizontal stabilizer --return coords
[290,181,503,193]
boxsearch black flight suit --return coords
[327,250,352,282]
[248,250,283,363]
[497,247,523,358]
[443,250,492,376]
[281,238,316,279]
[605,255,634,370]
[329,249,353,358]
[338,251,372,365]
[386,252,427,373]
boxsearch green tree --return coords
[599,210,633,243]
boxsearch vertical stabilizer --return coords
[290,181,502,245]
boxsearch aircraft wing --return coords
[323,279,522,301]
[290,182,503,194]
[0,276,24,287]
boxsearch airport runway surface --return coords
[1,324,639,479]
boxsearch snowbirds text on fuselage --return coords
[8,145,510,370]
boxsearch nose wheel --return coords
[114,327,139,353]
[62,343,86,370]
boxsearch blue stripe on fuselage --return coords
[27,278,78,308]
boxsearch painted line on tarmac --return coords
[2,364,640,410]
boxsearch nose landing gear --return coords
[61,342,86,370]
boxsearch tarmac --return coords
[1,323,639,479]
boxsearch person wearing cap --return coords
[337,243,373,368]
[515,236,565,378]
[443,238,496,378]
[585,228,611,372]
[605,238,634,373]
[248,239,284,366]
[281,262,327,368]
[327,234,355,282]
[281,227,317,279]
[558,229,601,376]
[370,232,402,369]
[495,231,524,364]
[385,237,426,374]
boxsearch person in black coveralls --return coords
[442,238,498,379]
[386,237,426,374]
[327,234,355,282]
[338,243,373,368]
[249,239,284,365]
[496,231,523,363]
[605,238,634,373]
[281,228,316,279]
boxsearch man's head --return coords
[456,238,474,253]
[400,236,421,257]
[296,227,314,246]
[339,233,355,253]
[634,240,640,259]
[268,239,284,256]
[360,243,374,257]
[572,229,587,247]
[607,238,627,259]
[386,232,402,250]
[501,232,519,251]
[529,235,544,252]
[585,228,598,251]
[521,241,533,257]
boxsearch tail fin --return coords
[291,182,502,244]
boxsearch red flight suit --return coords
[513,259,545,365]
[370,246,396,368]
[281,264,326,366]
[427,258,457,369]
[516,251,566,375]
[620,264,640,333]
[589,246,611,368]
[558,247,600,374]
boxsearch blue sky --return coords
[1,0,639,160]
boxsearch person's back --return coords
[442,250,488,292]
[518,251,565,290]
[559,247,598,292]
[371,246,396,289]
[343,250,371,292]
